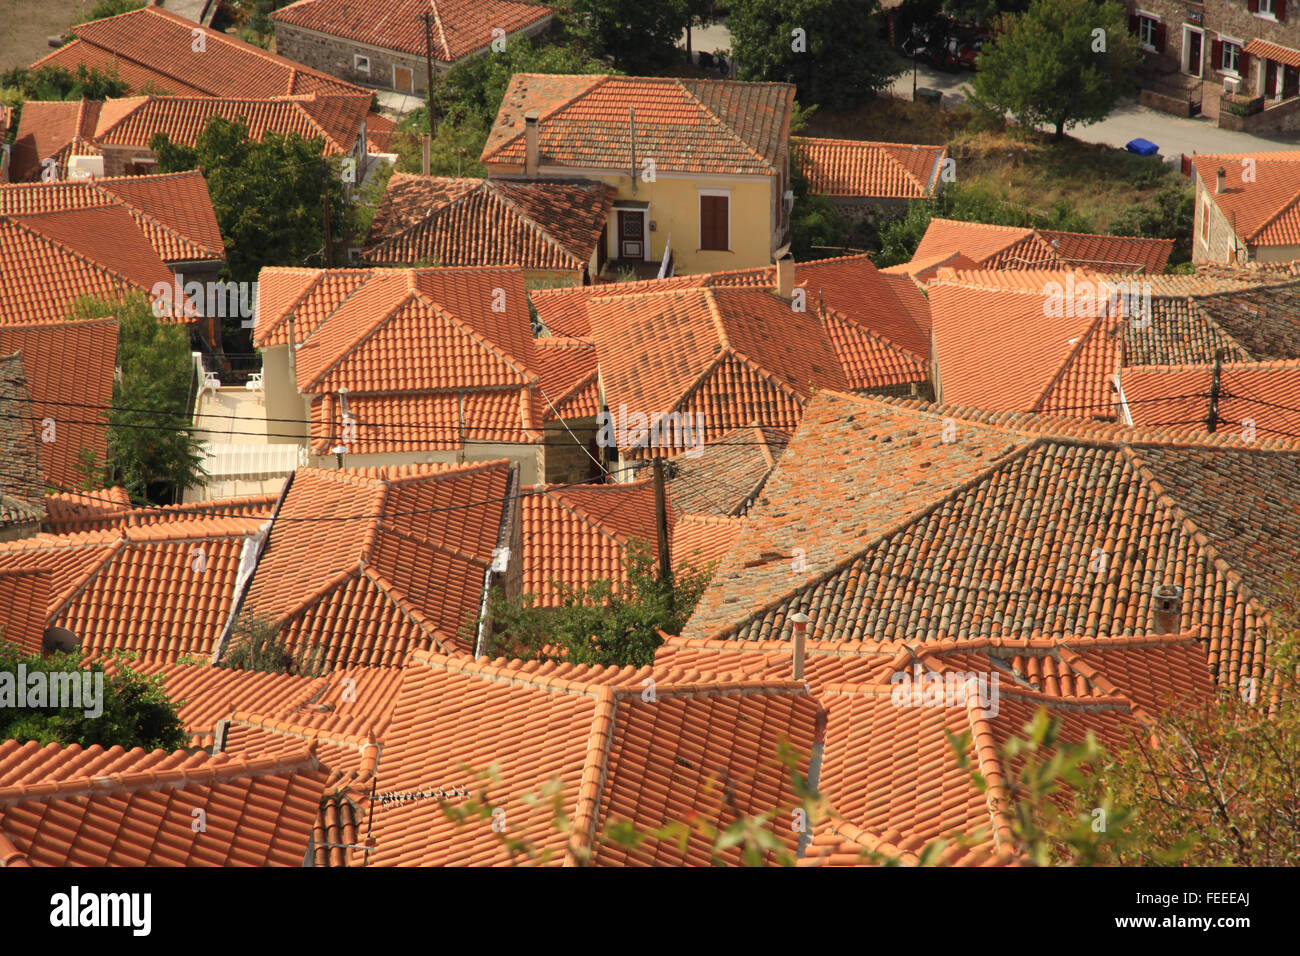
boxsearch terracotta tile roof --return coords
[672,513,742,571]
[359,652,818,866]
[929,281,1120,415]
[1121,359,1300,439]
[0,741,327,866]
[259,266,545,454]
[483,74,794,177]
[1191,280,1300,359]
[0,171,224,264]
[535,337,599,420]
[0,319,119,490]
[0,206,176,325]
[665,424,788,517]
[0,569,50,654]
[879,250,980,279]
[914,218,1172,274]
[241,461,512,666]
[519,480,663,605]
[272,0,554,60]
[30,4,369,99]
[792,136,946,199]
[530,273,706,338]
[1192,151,1300,246]
[0,516,264,663]
[683,390,1300,690]
[75,93,373,156]
[588,286,849,456]
[362,174,614,272]
[1243,38,1300,68]
[0,354,46,530]
[98,657,405,750]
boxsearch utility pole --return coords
[320,159,334,268]
[653,456,672,596]
[420,9,437,138]
[1207,350,1222,433]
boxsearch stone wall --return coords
[542,418,601,485]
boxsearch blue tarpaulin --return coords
[1125,138,1159,156]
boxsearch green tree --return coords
[970,0,1140,142]
[150,116,358,288]
[1109,182,1194,267]
[69,292,206,504]
[484,539,713,667]
[218,612,326,677]
[728,0,901,111]
[553,0,688,72]
[0,645,187,751]
[0,64,129,103]
[788,137,851,259]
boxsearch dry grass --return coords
[803,96,1183,232]
[0,0,97,75]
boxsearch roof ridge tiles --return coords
[674,78,772,170]
[484,181,590,269]
[408,288,539,384]
[567,684,618,865]
[964,705,1017,851]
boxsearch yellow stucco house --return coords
[481,74,796,277]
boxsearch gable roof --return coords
[355,652,818,866]
[914,218,1173,274]
[534,336,599,420]
[682,390,1300,690]
[483,74,795,177]
[0,319,119,490]
[31,4,369,99]
[792,136,946,199]
[0,515,264,662]
[665,425,788,517]
[1192,151,1300,246]
[519,480,664,605]
[0,741,326,866]
[271,0,555,61]
[362,174,615,272]
[587,286,850,456]
[241,461,513,666]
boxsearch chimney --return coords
[1151,584,1183,635]
[524,111,540,178]
[776,253,795,299]
[1216,167,1226,194]
[789,609,810,679]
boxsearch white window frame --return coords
[354,54,371,73]
[698,188,732,253]
[1256,0,1278,22]
[1182,25,1204,76]
[1221,37,1244,77]
[1136,13,1159,52]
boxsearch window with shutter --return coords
[1279,0,1288,21]
[1239,50,1251,76]
[1249,0,1259,12]
[1212,39,1224,70]
[700,194,728,251]
[1155,23,1167,52]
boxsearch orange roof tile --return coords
[665,424,788,517]
[792,136,946,199]
[1121,358,1300,439]
[588,286,849,455]
[483,74,794,177]
[914,218,1172,274]
[272,0,555,61]
[535,336,599,420]
[0,171,223,264]
[0,742,327,866]
[0,319,119,490]
[0,516,264,662]
[1192,151,1300,246]
[359,652,818,866]
[672,513,742,572]
[42,487,133,532]
[30,4,369,99]
[880,251,981,279]
[0,568,50,654]
[519,481,664,605]
[362,174,615,272]
[0,206,176,325]
[241,461,512,666]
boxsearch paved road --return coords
[889,60,1300,157]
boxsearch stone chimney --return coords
[1216,167,1226,195]
[775,253,795,299]
[1151,584,1183,635]
[524,112,540,178]
[789,609,810,679]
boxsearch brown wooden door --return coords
[394,66,414,94]
[618,210,644,259]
